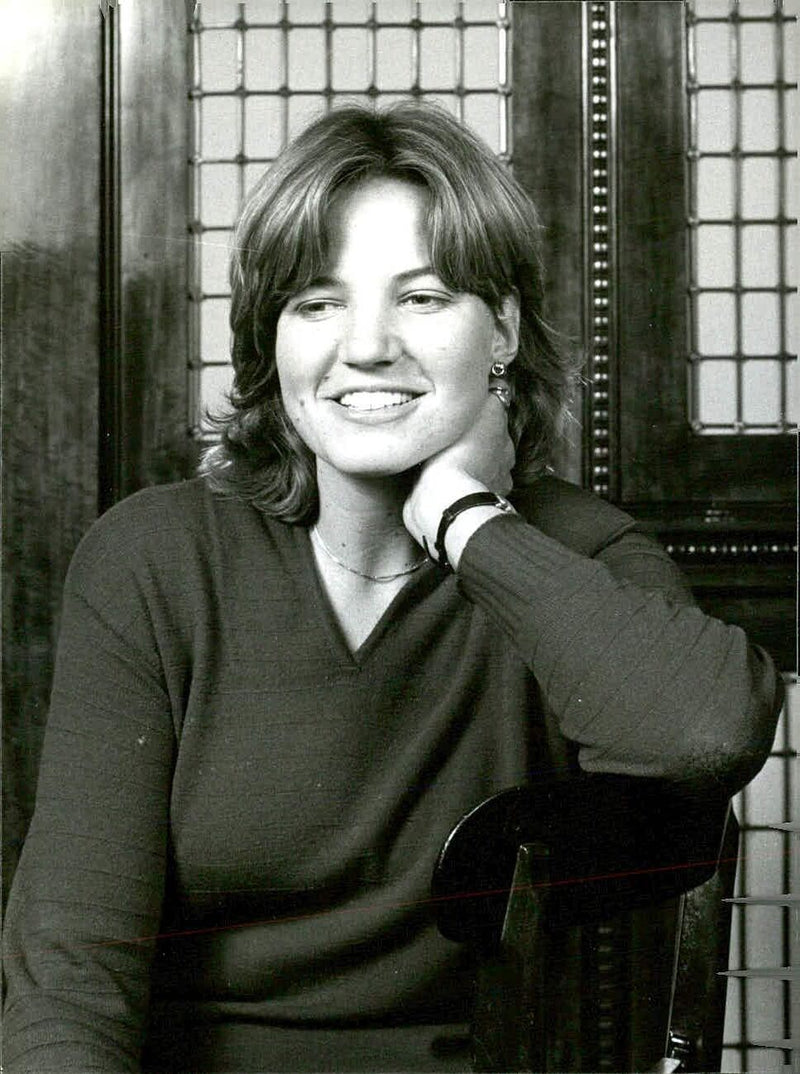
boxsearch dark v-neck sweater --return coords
[2,477,780,1073]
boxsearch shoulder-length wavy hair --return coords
[200,102,577,523]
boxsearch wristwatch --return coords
[434,492,515,572]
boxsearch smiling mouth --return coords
[337,391,419,411]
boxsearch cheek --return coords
[438,332,494,399]
[274,364,306,434]
[449,314,496,367]
[280,385,308,430]
[275,332,307,407]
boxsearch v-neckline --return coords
[296,526,441,667]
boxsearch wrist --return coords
[409,474,487,551]
[443,503,512,572]
[435,492,515,572]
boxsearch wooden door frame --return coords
[106,0,195,508]
[2,0,193,903]
[2,1,106,904]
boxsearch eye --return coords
[293,298,343,319]
[399,291,451,311]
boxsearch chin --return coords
[317,446,429,481]
[333,459,420,480]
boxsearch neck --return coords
[313,461,422,577]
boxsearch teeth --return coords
[338,391,415,411]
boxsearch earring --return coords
[490,361,507,378]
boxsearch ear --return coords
[491,291,520,367]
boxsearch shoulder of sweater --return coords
[65,478,269,588]
[75,478,221,548]
[510,475,639,559]
[86,477,266,538]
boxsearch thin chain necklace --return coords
[310,526,427,583]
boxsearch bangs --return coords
[252,169,516,321]
[426,195,512,312]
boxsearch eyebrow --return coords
[396,266,437,284]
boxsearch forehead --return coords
[326,177,431,275]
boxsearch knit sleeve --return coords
[457,514,781,794]
[2,515,177,1072]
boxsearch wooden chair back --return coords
[432,775,738,1072]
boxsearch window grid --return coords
[685,0,798,435]
[188,0,512,435]
[722,679,797,1074]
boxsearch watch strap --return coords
[434,492,514,572]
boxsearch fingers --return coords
[488,368,512,413]
[474,395,515,494]
[406,388,516,520]
[488,383,511,410]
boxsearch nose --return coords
[340,299,400,367]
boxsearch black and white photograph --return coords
[1,2,797,1072]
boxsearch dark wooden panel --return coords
[116,0,196,502]
[1,2,102,902]
[511,0,584,484]
[615,1,689,505]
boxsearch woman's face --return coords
[275,177,518,481]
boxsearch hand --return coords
[403,392,516,569]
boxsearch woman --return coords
[2,104,780,1073]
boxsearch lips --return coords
[336,390,419,411]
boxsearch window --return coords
[687,0,798,435]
